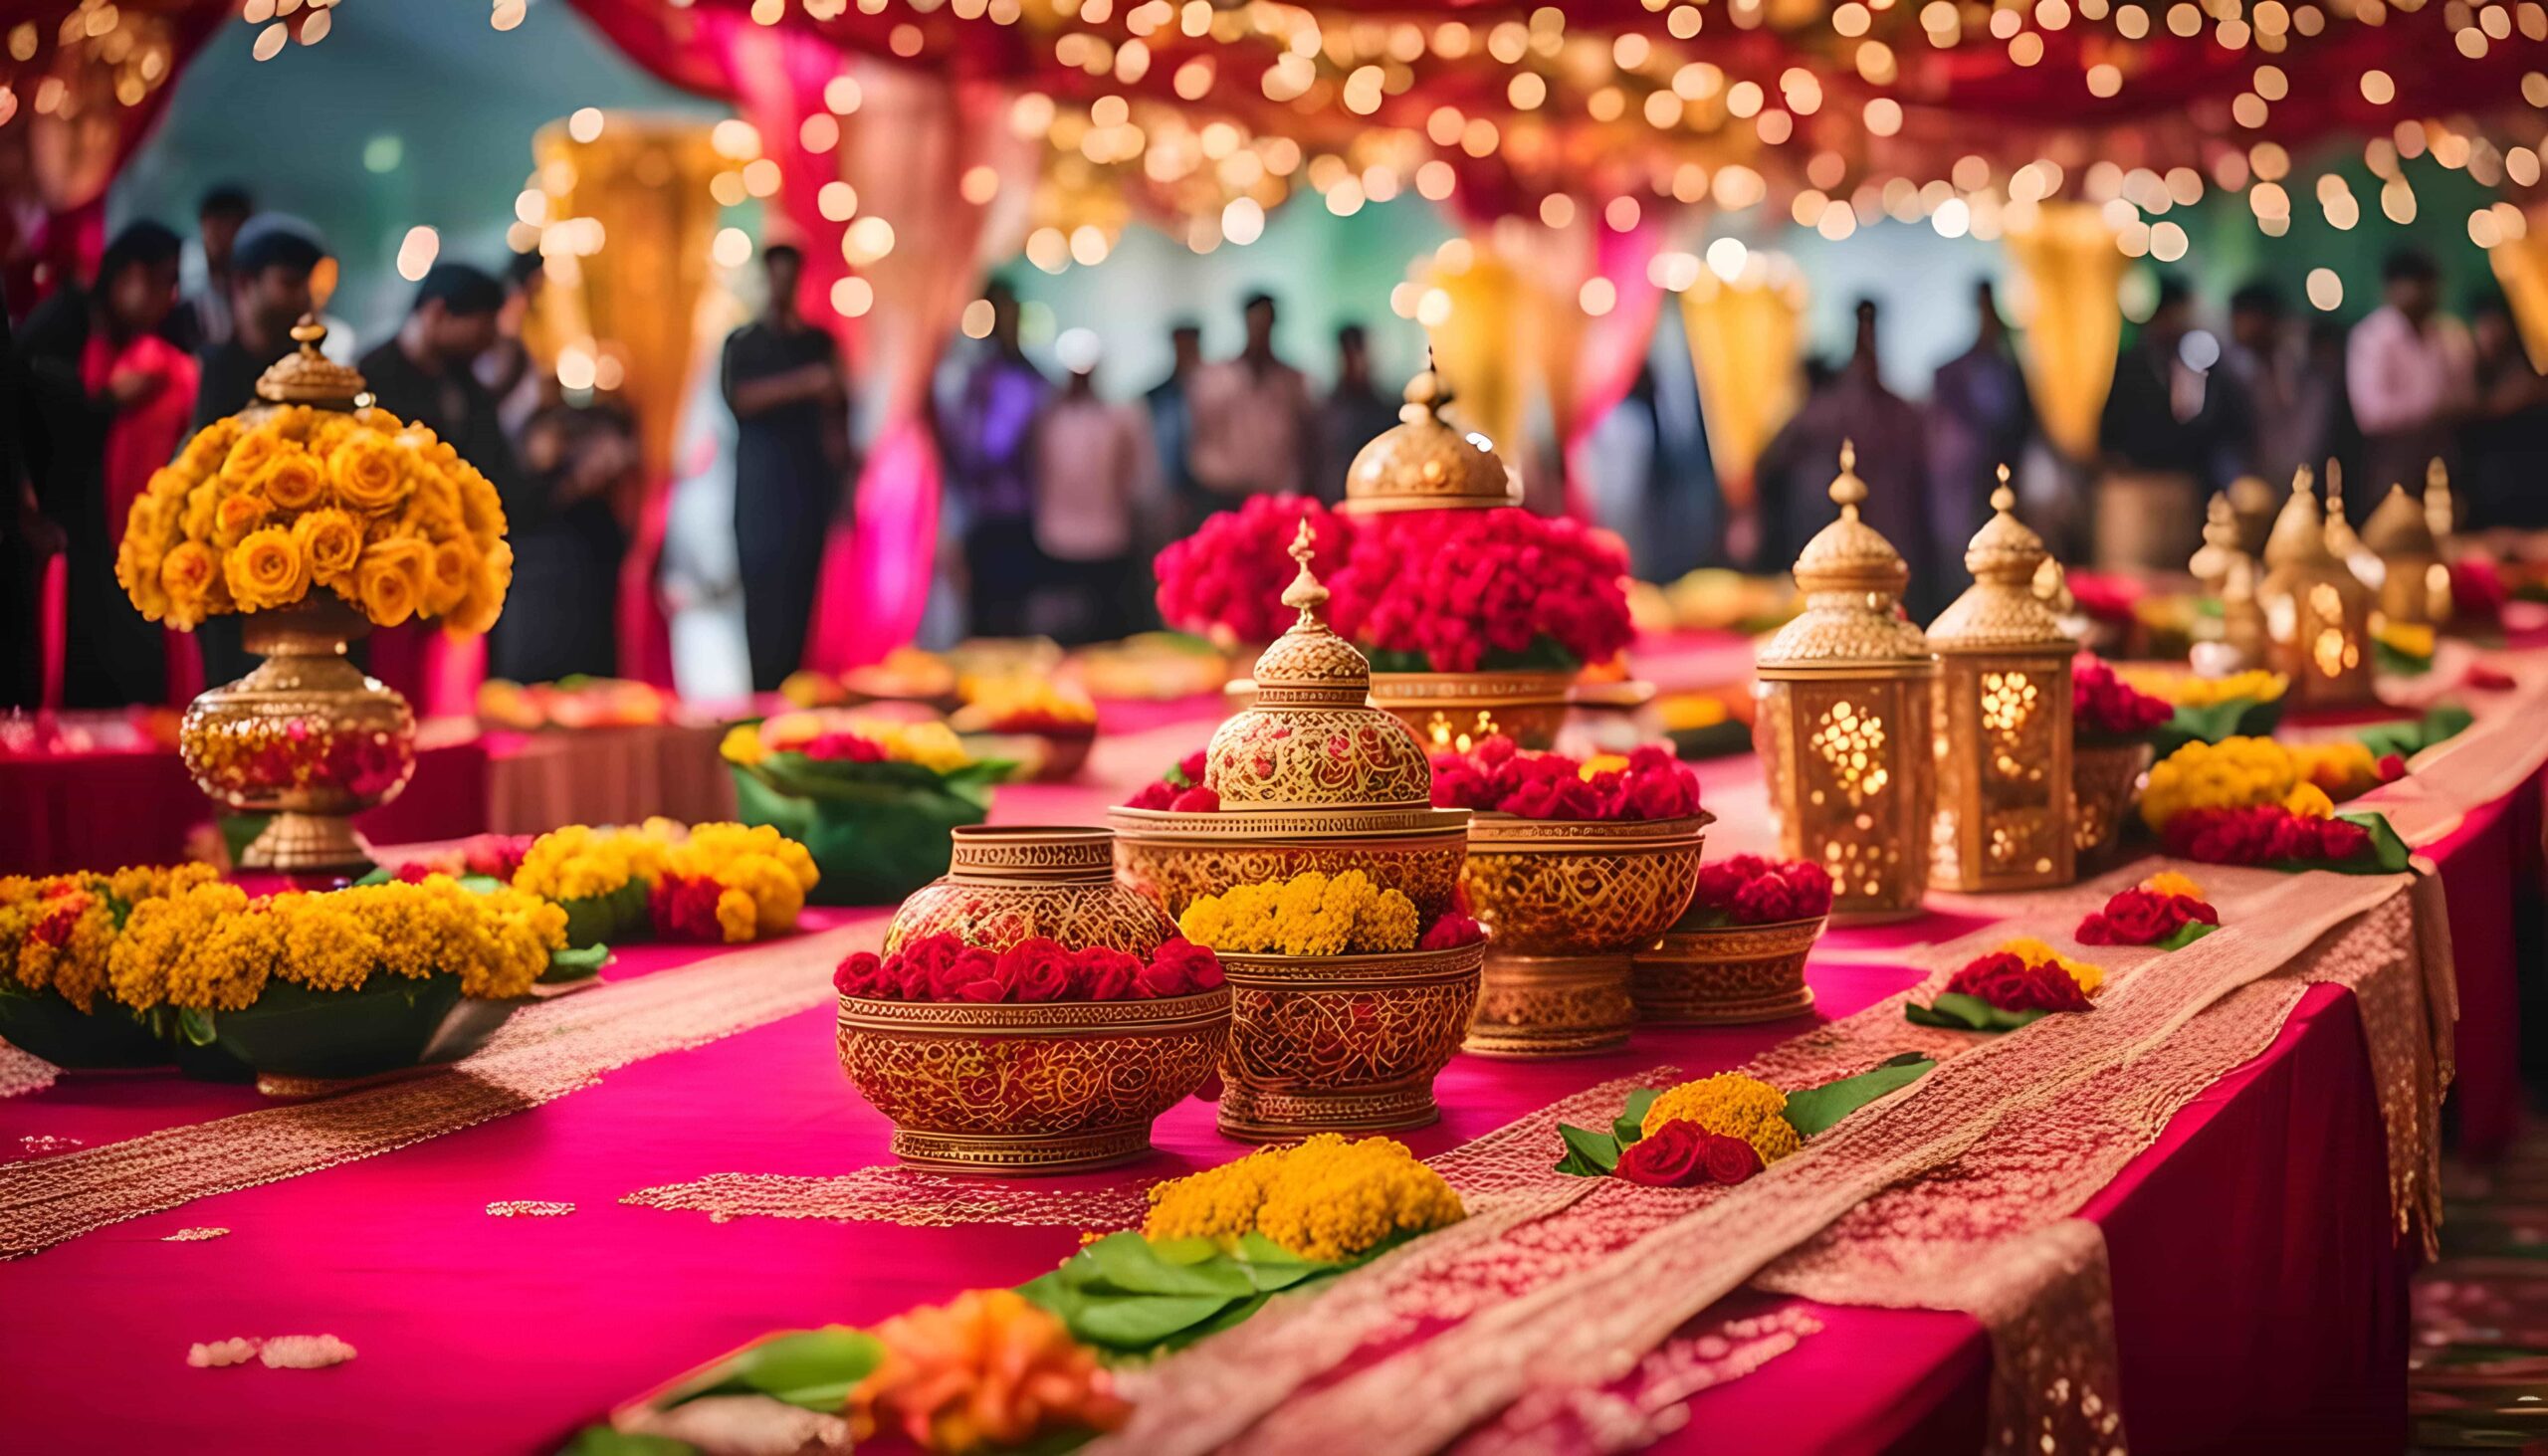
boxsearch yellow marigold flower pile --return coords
[1174,870,1421,957]
[2141,871,2206,902]
[2141,736,2381,830]
[1995,936,2105,995]
[1142,1134,1465,1261]
[1639,1073,1802,1167]
[664,823,821,941]
[106,875,564,1012]
[0,864,220,1011]
[512,823,672,902]
[2114,667,2288,708]
[115,405,511,634]
[729,711,977,774]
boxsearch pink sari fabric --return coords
[75,330,201,707]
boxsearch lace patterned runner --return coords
[623,1168,1155,1230]
[1088,867,2426,1456]
[1446,1306,1826,1456]
[0,1047,56,1101]
[0,924,868,1260]
[2354,652,2548,847]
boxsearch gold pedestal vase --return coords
[1630,916,1824,1025]
[1459,812,1710,1057]
[179,598,416,873]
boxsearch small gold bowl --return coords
[1214,941,1483,1141]
[2071,738,2154,870]
[1108,804,1471,923]
[836,989,1230,1175]
[1460,812,1710,1058]
[1631,915,1826,1025]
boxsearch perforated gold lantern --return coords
[1754,444,1938,924]
[1927,474,2075,893]
[2363,483,2451,629]
[2194,493,2269,673]
[2259,468,2376,709]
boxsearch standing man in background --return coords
[1145,320,1203,532]
[165,184,252,353]
[1032,328,1155,644]
[1317,322,1397,504]
[1926,279,2030,593]
[941,277,1046,640]
[721,244,848,690]
[2348,248,2474,499]
[189,215,326,431]
[1186,292,1314,505]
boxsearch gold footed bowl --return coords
[1630,916,1826,1025]
[178,598,416,873]
[2071,739,2154,869]
[1215,941,1483,1141]
[1460,812,1711,1058]
[835,989,1230,1175]
[1371,668,1575,751]
[1109,804,1470,923]
[886,825,1171,956]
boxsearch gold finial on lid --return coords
[1991,461,2015,514]
[2425,457,2456,542]
[1398,365,1445,425]
[1831,439,1865,516]
[254,313,366,409]
[1931,461,2063,649]
[1279,518,1330,624]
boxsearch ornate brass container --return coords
[1753,444,1938,923]
[2259,467,2376,709]
[1214,941,1482,1141]
[1459,812,1710,1057]
[1338,368,1522,516]
[1109,803,1468,923]
[2069,738,2153,869]
[179,596,415,872]
[1927,473,2075,893]
[2362,483,2451,630]
[835,990,1230,1174]
[885,826,1172,956]
[1368,668,1575,752]
[1631,915,1825,1025]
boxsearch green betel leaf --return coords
[665,1327,884,1412]
[1234,1231,1321,1266]
[1078,1232,1255,1299]
[1613,1088,1662,1145]
[2347,812,2416,874]
[1555,1123,1622,1177]
[1069,1293,1241,1349]
[176,1006,218,1047]
[1901,992,2045,1032]
[2157,919,2220,951]
[1781,1056,1936,1138]
[351,867,394,888]
[542,943,612,984]
[556,1426,696,1456]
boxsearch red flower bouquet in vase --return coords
[1633,854,1834,1026]
[2070,654,2172,868]
[1154,494,1351,666]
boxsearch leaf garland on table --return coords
[1019,1231,1370,1354]
[2354,703,2473,763]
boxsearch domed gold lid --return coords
[1929,469,2068,653]
[2263,467,2341,572]
[1757,442,1934,675]
[1204,520,1434,808]
[2363,483,2440,558]
[255,315,365,410]
[1340,368,1521,515]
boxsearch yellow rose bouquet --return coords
[115,404,511,635]
[722,714,1012,905]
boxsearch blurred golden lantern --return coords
[2361,483,2451,629]
[2259,468,2376,708]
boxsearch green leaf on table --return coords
[1782,1056,1937,1137]
[176,1006,218,1047]
[1612,1088,1661,1146]
[1903,994,2046,1034]
[556,1426,696,1456]
[351,867,393,888]
[542,943,612,984]
[661,1327,884,1412]
[217,813,270,869]
[2270,812,2417,876]
[1554,1123,1623,1177]
[2355,703,2474,761]
[1078,1231,1256,1299]
[2373,636,2434,678]
[1071,1292,1243,1349]
[2156,920,2220,951]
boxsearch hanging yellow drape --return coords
[2490,201,2548,374]
[530,116,727,491]
[1422,245,1530,475]
[2003,201,2127,462]
[1677,269,1805,512]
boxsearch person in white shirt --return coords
[1184,292,1316,504]
[2346,249,2474,501]
[1031,328,1157,644]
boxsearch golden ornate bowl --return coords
[1460,812,1711,1057]
[1370,668,1575,751]
[836,989,1230,1175]
[179,597,415,873]
[887,825,1172,956]
[1214,940,1483,1142]
[1108,804,1471,923]
[1630,915,1825,1025]
[2071,739,2154,870]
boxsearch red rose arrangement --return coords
[1907,937,2104,1030]
[1153,495,1350,646]
[1122,749,1218,812]
[2448,555,2505,625]
[1675,853,1835,930]
[1614,1121,1764,1187]
[799,729,890,763]
[1430,736,1701,822]
[2065,570,2142,626]
[834,934,1226,1004]
[2072,655,2173,742]
[2159,805,2372,866]
[1326,508,1633,673]
[1417,912,1487,950]
[2075,871,2219,947]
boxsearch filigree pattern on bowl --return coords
[1213,940,1482,1141]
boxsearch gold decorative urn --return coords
[2192,494,2270,673]
[1341,369,1573,749]
[2259,468,2376,709]
[2362,483,2451,630]
[1754,444,1938,923]
[1926,471,2075,893]
[176,323,417,872]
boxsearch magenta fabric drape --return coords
[1560,219,1667,526]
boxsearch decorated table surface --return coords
[5,633,2543,1453]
